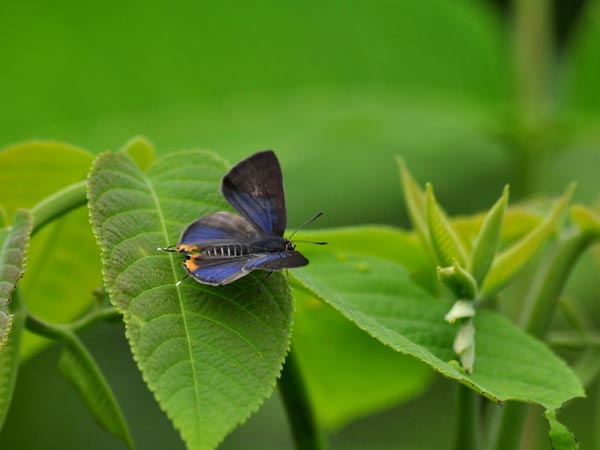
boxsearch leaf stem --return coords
[30,180,87,235]
[24,306,121,340]
[489,230,597,450]
[278,348,327,450]
[453,384,481,450]
[25,311,73,341]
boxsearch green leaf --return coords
[0,141,99,359]
[452,207,542,251]
[0,210,31,430]
[295,225,437,293]
[292,289,432,430]
[437,259,477,300]
[481,185,575,297]
[0,141,92,217]
[120,136,156,170]
[292,227,584,410]
[398,159,430,249]
[0,210,33,347]
[59,334,135,449]
[545,409,579,450]
[88,151,293,450]
[0,208,6,229]
[426,183,467,267]
[0,295,25,431]
[470,185,508,285]
[570,204,600,238]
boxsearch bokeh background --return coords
[1,0,600,449]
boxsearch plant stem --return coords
[490,230,596,450]
[25,305,121,339]
[519,231,595,336]
[489,402,529,450]
[25,311,72,341]
[453,384,481,450]
[70,307,121,333]
[278,348,326,450]
[514,0,553,121]
[30,180,87,235]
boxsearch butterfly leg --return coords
[176,274,189,287]
[260,271,274,284]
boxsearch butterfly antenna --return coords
[288,211,325,241]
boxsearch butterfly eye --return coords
[185,254,192,260]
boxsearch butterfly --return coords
[161,150,325,285]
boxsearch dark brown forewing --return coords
[221,150,287,237]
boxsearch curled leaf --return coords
[481,184,575,298]
[470,185,508,285]
[426,184,467,267]
[453,319,475,373]
[398,159,432,253]
[445,300,476,324]
[437,259,477,300]
[0,210,33,348]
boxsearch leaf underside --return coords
[292,230,583,411]
[0,209,32,430]
[88,151,293,450]
[0,304,25,431]
[0,210,33,347]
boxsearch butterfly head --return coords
[284,239,296,251]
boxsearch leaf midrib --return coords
[143,176,203,428]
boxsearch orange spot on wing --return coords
[183,257,200,272]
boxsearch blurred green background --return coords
[1,0,600,449]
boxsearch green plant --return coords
[1,137,598,450]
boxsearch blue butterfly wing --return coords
[221,150,287,236]
[184,251,308,286]
[177,212,259,250]
[184,256,252,286]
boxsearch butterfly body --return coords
[170,150,313,286]
[189,235,295,259]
